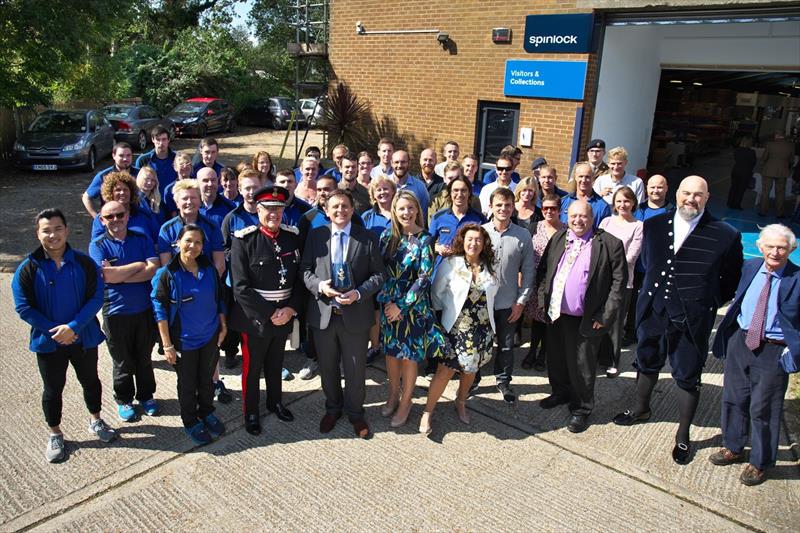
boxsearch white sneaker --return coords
[298,360,318,380]
[88,418,118,443]
[46,433,66,463]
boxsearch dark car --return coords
[165,97,235,138]
[13,109,115,171]
[101,104,175,151]
[238,97,306,130]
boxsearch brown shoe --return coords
[709,447,745,466]
[319,413,341,434]
[352,419,371,439]
[740,464,766,486]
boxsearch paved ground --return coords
[0,132,798,531]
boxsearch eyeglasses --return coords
[102,212,126,221]
[541,206,559,212]
[496,167,512,172]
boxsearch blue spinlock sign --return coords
[503,60,588,101]
[524,13,594,54]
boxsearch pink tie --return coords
[745,272,771,351]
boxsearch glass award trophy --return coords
[332,262,353,292]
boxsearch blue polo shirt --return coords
[137,191,166,229]
[397,176,430,220]
[192,161,224,178]
[283,196,312,227]
[560,192,611,229]
[90,207,160,243]
[323,167,342,182]
[158,215,224,260]
[221,205,259,286]
[199,195,235,228]
[135,149,177,197]
[635,201,672,222]
[89,230,157,316]
[175,265,220,350]
[362,206,391,240]
[536,187,569,207]
[85,166,141,200]
[429,207,486,248]
[482,169,521,185]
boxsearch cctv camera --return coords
[436,31,449,43]
[356,21,365,34]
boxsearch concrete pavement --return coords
[0,271,798,532]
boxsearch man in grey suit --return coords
[301,189,386,438]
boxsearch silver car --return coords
[101,104,175,151]
[299,97,326,126]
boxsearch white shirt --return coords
[330,222,352,262]
[672,210,703,253]
[479,181,517,215]
[593,172,645,205]
[370,164,394,179]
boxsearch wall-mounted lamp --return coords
[436,31,450,47]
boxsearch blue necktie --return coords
[333,231,345,264]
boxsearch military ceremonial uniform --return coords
[228,186,302,433]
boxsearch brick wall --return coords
[329,1,592,180]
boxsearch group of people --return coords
[12,129,799,488]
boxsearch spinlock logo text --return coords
[523,14,593,54]
[529,34,579,47]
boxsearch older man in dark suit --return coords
[537,200,627,433]
[613,176,743,465]
[302,189,385,439]
[709,224,800,486]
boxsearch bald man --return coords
[536,201,627,433]
[613,176,743,465]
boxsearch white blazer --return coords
[432,255,498,333]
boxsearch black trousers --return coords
[174,337,219,428]
[241,328,290,416]
[624,270,644,339]
[36,345,102,427]
[313,315,368,422]
[492,307,516,385]
[598,288,632,368]
[546,314,601,416]
[727,171,750,209]
[220,285,241,357]
[104,310,156,404]
[635,309,705,390]
[722,329,789,469]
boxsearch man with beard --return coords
[82,142,140,218]
[613,176,743,465]
[338,151,371,214]
[392,150,430,220]
[420,148,444,198]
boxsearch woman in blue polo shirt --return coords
[151,224,227,446]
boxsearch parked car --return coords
[101,104,175,151]
[165,97,235,138]
[238,97,306,130]
[13,109,115,171]
[299,97,326,126]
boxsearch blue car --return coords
[13,109,115,171]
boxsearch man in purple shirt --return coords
[536,201,627,433]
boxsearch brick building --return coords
[328,1,799,182]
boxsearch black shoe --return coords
[497,383,516,403]
[214,381,233,404]
[567,414,589,433]
[245,415,261,436]
[539,394,569,409]
[224,352,239,369]
[533,360,546,372]
[672,442,691,465]
[269,403,294,422]
[521,354,535,370]
[612,409,652,426]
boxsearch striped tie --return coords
[745,272,771,351]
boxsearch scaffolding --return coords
[287,0,329,166]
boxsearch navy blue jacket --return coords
[12,245,105,353]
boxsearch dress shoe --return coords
[567,414,588,433]
[521,353,535,370]
[497,383,516,403]
[612,409,651,426]
[672,442,691,465]
[381,399,399,418]
[455,400,470,425]
[739,464,766,486]
[352,419,371,439]
[605,367,619,379]
[224,352,239,369]
[709,447,745,466]
[245,415,261,436]
[319,413,341,433]
[539,394,569,409]
[268,403,294,422]
[419,412,432,435]
[390,407,410,428]
[533,360,546,372]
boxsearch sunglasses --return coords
[496,166,512,172]
[102,212,126,221]
[541,206,559,212]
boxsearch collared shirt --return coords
[283,195,312,227]
[192,161,224,178]
[636,201,671,221]
[673,210,703,253]
[84,165,141,200]
[362,205,391,240]
[175,263,220,350]
[737,262,786,340]
[396,175,430,219]
[593,172,645,205]
[135,149,177,197]
[89,230,158,316]
[559,192,611,229]
[535,186,569,207]
[482,221,534,309]
[479,181,517,215]
[370,164,393,179]
[330,222,352,263]
[429,207,486,248]
[341,181,371,214]
[323,167,343,182]
[158,214,224,260]
[555,229,594,316]
[199,195,236,228]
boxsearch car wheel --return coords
[271,116,283,130]
[197,124,208,139]
[137,131,148,151]
[85,147,96,171]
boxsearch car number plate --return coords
[33,164,58,170]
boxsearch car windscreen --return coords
[170,102,206,115]
[28,112,87,133]
[102,106,133,119]
[276,98,301,112]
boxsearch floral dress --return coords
[524,220,566,323]
[377,230,446,362]
[440,268,495,374]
